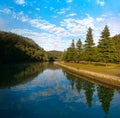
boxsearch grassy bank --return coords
[54,62,120,88]
[62,62,120,77]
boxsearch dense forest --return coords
[61,25,120,64]
[0,31,48,64]
[47,50,63,61]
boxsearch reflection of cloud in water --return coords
[10,69,98,108]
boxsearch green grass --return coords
[63,62,120,77]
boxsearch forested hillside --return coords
[0,31,48,64]
[47,50,63,61]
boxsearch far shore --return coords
[54,62,120,89]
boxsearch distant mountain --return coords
[0,31,48,64]
[47,50,63,61]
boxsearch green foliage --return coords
[61,50,67,61]
[61,25,119,64]
[47,50,62,61]
[76,39,82,61]
[84,27,95,62]
[112,34,120,63]
[98,25,118,63]
[0,31,48,64]
[101,25,110,39]
[66,40,77,62]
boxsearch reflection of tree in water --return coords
[97,85,114,114]
[75,79,83,93]
[0,62,49,88]
[66,73,76,90]
[83,81,95,107]
[63,70,96,107]
[56,69,116,113]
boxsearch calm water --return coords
[0,63,120,118]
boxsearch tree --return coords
[0,31,48,63]
[101,25,110,39]
[84,27,95,62]
[98,25,118,65]
[61,50,67,61]
[112,34,120,63]
[76,39,82,62]
[66,40,77,62]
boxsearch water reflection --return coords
[63,70,115,114]
[0,63,120,118]
[0,62,59,88]
[97,86,114,114]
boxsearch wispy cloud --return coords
[15,0,25,5]
[57,7,70,15]
[96,0,105,6]
[3,7,120,51]
[35,8,40,11]
[66,13,77,17]
[96,17,104,21]
[0,8,11,14]
[66,0,73,3]
[61,16,95,36]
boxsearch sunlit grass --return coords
[63,62,120,77]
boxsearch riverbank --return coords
[54,62,120,88]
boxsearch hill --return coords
[47,50,63,61]
[0,31,48,64]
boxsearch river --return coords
[0,62,120,118]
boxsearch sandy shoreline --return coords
[54,62,120,88]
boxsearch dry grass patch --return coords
[63,62,120,77]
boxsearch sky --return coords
[0,0,120,51]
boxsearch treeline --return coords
[61,25,120,64]
[0,31,48,64]
[47,50,63,61]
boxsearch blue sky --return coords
[0,0,120,51]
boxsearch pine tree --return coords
[101,25,110,39]
[84,27,95,62]
[112,34,120,63]
[61,50,67,61]
[76,39,82,62]
[98,25,117,65]
[66,40,76,62]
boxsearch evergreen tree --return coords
[61,50,67,61]
[98,25,118,64]
[112,34,120,63]
[66,40,76,62]
[76,39,82,62]
[84,27,95,62]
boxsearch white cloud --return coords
[96,0,105,6]
[66,0,73,3]
[61,16,95,37]
[11,28,71,51]
[66,13,77,17]
[96,17,104,21]
[15,0,25,5]
[8,9,120,51]
[35,8,40,11]
[57,7,70,15]
[0,8,11,14]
